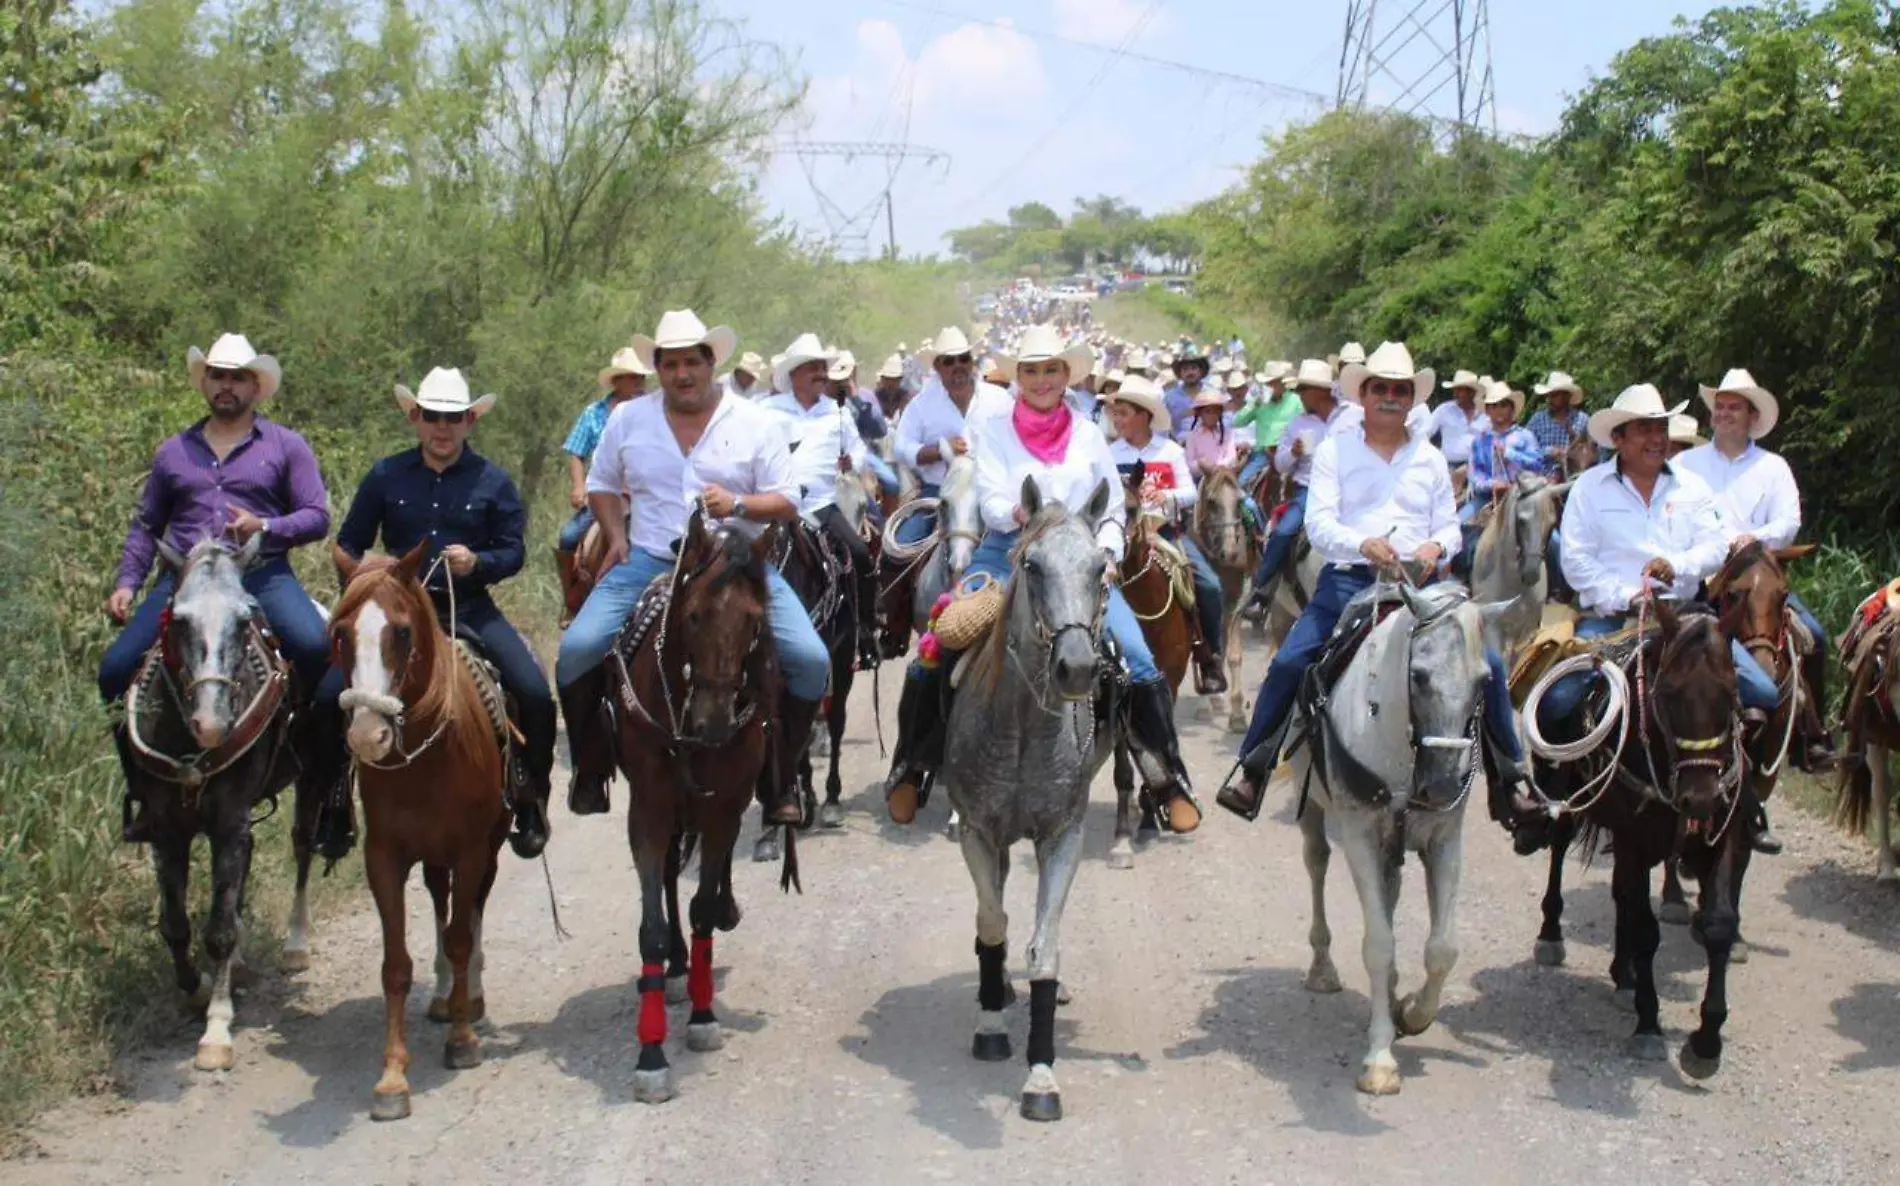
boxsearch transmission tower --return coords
[780,140,951,260]
[1337,0,1496,137]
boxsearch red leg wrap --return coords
[689,936,715,1012]
[637,963,668,1047]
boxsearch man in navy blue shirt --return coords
[336,368,553,857]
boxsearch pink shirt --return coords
[1184,423,1240,477]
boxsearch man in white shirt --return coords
[721,351,767,399]
[1219,343,1528,821]
[1428,370,1486,464]
[1106,377,1229,693]
[1242,359,1338,616]
[892,326,1010,543]
[760,333,879,666]
[555,310,829,825]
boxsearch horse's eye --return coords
[392,625,413,650]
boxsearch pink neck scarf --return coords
[1012,399,1074,464]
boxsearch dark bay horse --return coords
[122,536,304,1071]
[610,511,784,1103]
[331,541,510,1121]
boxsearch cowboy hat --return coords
[1534,370,1584,400]
[1192,388,1231,411]
[1480,379,1525,419]
[1588,383,1689,447]
[1263,360,1294,382]
[1290,358,1335,392]
[774,332,834,390]
[188,333,281,400]
[395,366,496,418]
[917,326,974,369]
[732,350,766,377]
[1338,341,1434,407]
[1223,367,1252,391]
[1211,357,1235,376]
[1697,368,1780,438]
[632,309,737,372]
[1171,350,1210,375]
[598,345,653,389]
[876,353,906,380]
[993,325,1094,382]
[1095,368,1126,399]
[1156,349,1176,368]
[1338,341,1368,366]
[1442,368,1482,392]
[1669,413,1707,448]
[826,350,858,383]
[1107,373,1170,432]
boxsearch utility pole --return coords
[1337,0,1496,139]
[778,140,952,260]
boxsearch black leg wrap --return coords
[635,1044,668,1072]
[975,939,1008,1012]
[1026,979,1058,1068]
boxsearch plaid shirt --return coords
[1525,407,1588,453]
[563,397,616,464]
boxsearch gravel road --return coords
[12,660,1900,1185]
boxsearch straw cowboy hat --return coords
[732,351,766,377]
[598,346,653,389]
[1192,388,1231,413]
[1534,370,1584,400]
[1108,373,1171,433]
[395,366,496,418]
[1442,368,1482,392]
[188,333,281,400]
[1262,360,1293,383]
[917,326,975,368]
[631,309,737,372]
[1289,358,1336,392]
[1698,367,1780,438]
[993,325,1094,381]
[774,332,834,390]
[1096,368,1127,398]
[826,350,858,382]
[1669,413,1707,448]
[1481,379,1525,419]
[1223,367,1252,391]
[1338,342,1368,366]
[1588,383,1688,447]
[876,353,906,380]
[1338,341,1434,407]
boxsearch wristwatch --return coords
[731,497,750,520]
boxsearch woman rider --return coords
[884,325,1202,833]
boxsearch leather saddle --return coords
[1299,584,1406,716]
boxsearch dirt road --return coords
[13,662,1900,1185]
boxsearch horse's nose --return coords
[1051,634,1097,699]
[346,714,392,760]
[190,716,227,749]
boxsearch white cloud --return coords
[1052,0,1166,47]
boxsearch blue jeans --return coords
[894,482,940,546]
[1239,565,1521,767]
[864,454,900,497]
[449,598,556,784]
[957,529,1160,683]
[557,505,595,553]
[1251,486,1307,590]
[100,557,339,706]
[1788,590,1824,653]
[1179,535,1225,656]
[1237,450,1270,490]
[1537,614,1780,733]
[556,546,830,701]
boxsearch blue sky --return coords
[726,0,1726,257]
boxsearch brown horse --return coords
[1562,428,1600,478]
[331,541,510,1122]
[1192,467,1261,733]
[1833,580,1900,881]
[560,523,613,627]
[612,510,784,1103]
[1107,505,1192,868]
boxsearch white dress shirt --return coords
[1674,441,1801,549]
[1108,434,1196,519]
[587,393,795,561]
[757,391,867,515]
[968,404,1126,562]
[893,376,1010,485]
[1275,404,1349,486]
[720,374,765,400]
[1427,400,1486,464]
[1305,430,1462,568]
[1558,460,1729,615]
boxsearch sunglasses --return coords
[420,409,468,425]
[1366,380,1413,397]
[935,354,974,367]
[205,367,250,382]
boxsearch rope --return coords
[1520,652,1633,817]
[881,497,942,562]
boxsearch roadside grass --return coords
[1097,287,1293,354]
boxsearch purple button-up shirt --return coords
[115,417,331,590]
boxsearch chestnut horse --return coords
[560,522,613,626]
[1107,505,1192,868]
[331,542,510,1122]
[611,510,785,1104]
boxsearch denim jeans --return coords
[958,529,1160,683]
[557,505,595,553]
[555,546,830,700]
[1536,613,1780,734]
[1237,449,1270,490]
[452,598,556,785]
[864,453,900,496]
[1179,535,1225,656]
[894,482,941,546]
[1251,486,1307,590]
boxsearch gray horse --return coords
[909,443,983,635]
[942,476,1114,1122]
[1292,582,1506,1095]
[1468,473,1569,659]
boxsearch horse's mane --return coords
[965,504,1075,694]
[940,452,977,506]
[1707,538,1775,597]
[1472,475,1547,573]
[334,557,470,750]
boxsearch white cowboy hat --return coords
[1289,358,1336,392]
[876,353,905,380]
[1263,360,1294,382]
[1338,341,1368,366]
[1223,367,1253,391]
[1534,370,1584,399]
[993,325,1094,382]
[1698,367,1779,438]
[1095,368,1127,399]
[598,345,653,389]
[1338,341,1434,407]
[1442,368,1482,392]
[1669,413,1707,448]
[732,350,766,376]
[1480,379,1525,419]
[188,333,281,400]
[395,366,496,418]
[1588,383,1689,447]
[917,326,974,369]
[774,332,834,390]
[1107,373,1170,432]
[631,309,737,373]
[826,350,858,383]
[1156,349,1176,368]
[1211,357,1235,376]
[1193,388,1231,410]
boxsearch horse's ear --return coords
[155,538,187,575]
[333,543,360,587]
[1021,475,1044,519]
[1084,478,1112,523]
[1477,597,1518,625]
[1773,543,1817,564]
[683,505,711,559]
[1399,583,1431,622]
[395,538,429,583]
[1655,596,1682,638]
[234,530,265,570]
[750,522,781,567]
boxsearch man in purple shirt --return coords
[99,334,349,852]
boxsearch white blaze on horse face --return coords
[352,601,393,703]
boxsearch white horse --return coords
[1467,473,1569,659]
[1292,582,1506,1095]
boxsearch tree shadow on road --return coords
[837,970,1142,1150]
[1828,981,1900,1072]
[1779,858,1900,948]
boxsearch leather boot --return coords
[507,753,551,859]
[1126,679,1201,833]
[112,724,152,845]
[1216,715,1289,822]
[886,662,949,823]
[763,694,822,825]
[559,668,613,815]
[312,761,357,864]
[1797,646,1837,771]
[1191,639,1228,694]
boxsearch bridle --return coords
[1404,595,1483,814]
[1628,608,1746,834]
[337,557,457,770]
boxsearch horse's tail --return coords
[1831,728,1875,835]
[778,825,802,894]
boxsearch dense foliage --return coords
[945,195,1201,276]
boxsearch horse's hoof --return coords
[1020,1091,1063,1122]
[666,974,690,1005]
[1394,993,1435,1038]
[370,1091,411,1122]
[972,1032,1012,1062]
[279,948,311,973]
[1626,1032,1668,1062]
[427,997,451,1024]
[752,833,782,864]
[1729,938,1750,965]
[1678,1040,1722,1081]
[819,801,845,829]
[686,1022,724,1053]
[1658,900,1692,926]
[1534,940,1567,968]
[444,1039,483,1070]
[944,818,959,843]
[1356,1060,1402,1096]
[1614,987,1637,1012]
[632,1067,677,1104]
[194,1041,234,1072]
[1107,841,1135,870]
[1304,964,1343,995]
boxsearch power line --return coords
[778,140,952,259]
